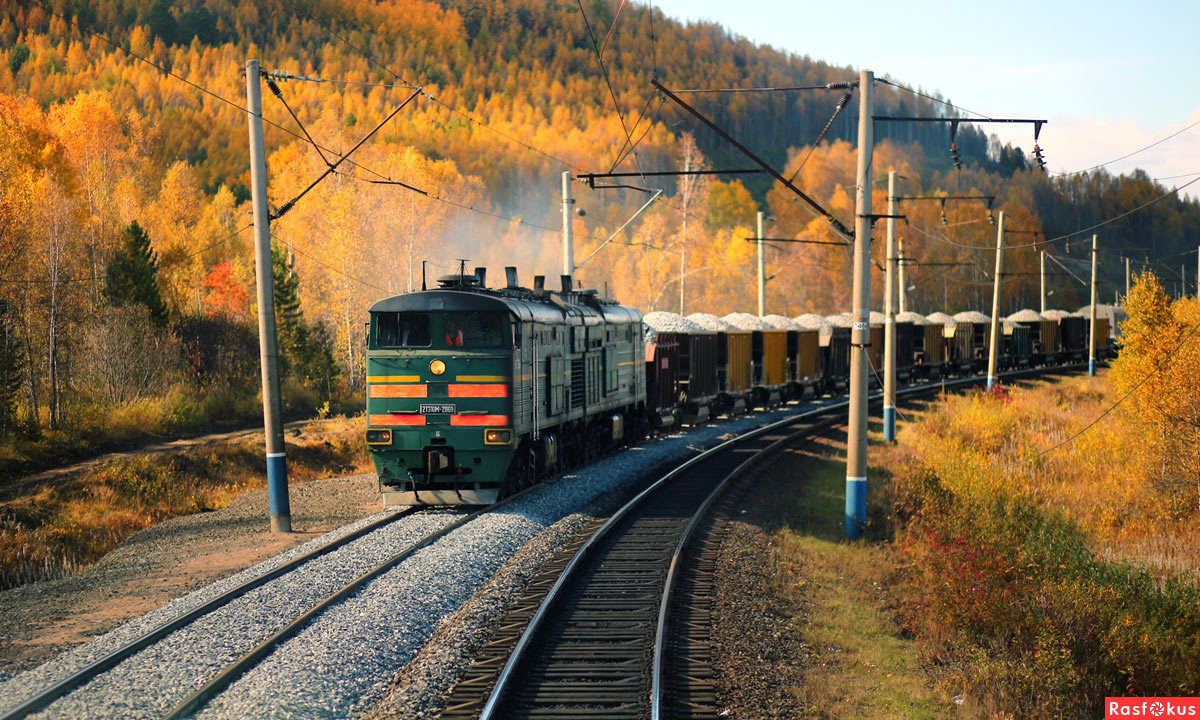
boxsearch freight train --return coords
[365,268,1110,506]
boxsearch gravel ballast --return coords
[0,402,839,720]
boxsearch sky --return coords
[650,0,1200,197]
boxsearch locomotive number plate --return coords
[420,403,457,414]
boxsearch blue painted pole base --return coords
[1088,358,1096,377]
[883,406,895,443]
[267,452,291,533]
[845,476,866,540]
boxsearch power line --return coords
[287,241,391,295]
[576,0,648,182]
[905,174,1199,252]
[0,223,254,285]
[279,0,581,172]
[1052,116,1200,177]
[875,77,996,121]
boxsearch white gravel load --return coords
[792,313,832,334]
[0,399,856,720]
[1007,308,1044,323]
[925,312,956,328]
[686,313,736,331]
[761,314,802,330]
[895,311,927,325]
[953,310,991,324]
[869,311,886,325]
[722,312,774,330]
[643,311,707,345]
[1076,304,1127,336]
[1041,309,1072,320]
[825,313,853,328]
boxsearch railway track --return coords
[0,506,425,720]
[440,365,1080,720]
[0,365,1081,720]
[0,500,497,720]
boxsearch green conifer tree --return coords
[105,221,168,327]
[0,300,23,438]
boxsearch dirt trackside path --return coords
[1,419,315,504]
[0,471,383,677]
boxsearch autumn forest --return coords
[1,0,1198,457]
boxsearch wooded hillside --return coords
[0,0,1197,439]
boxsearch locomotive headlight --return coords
[365,429,392,445]
[484,429,512,445]
[429,359,446,376]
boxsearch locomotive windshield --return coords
[444,312,504,347]
[375,312,432,347]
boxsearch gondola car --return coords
[643,312,719,425]
[952,311,992,372]
[724,313,790,407]
[366,268,644,506]
[822,315,853,393]
[686,313,753,415]
[1003,322,1034,368]
[762,315,819,400]
[897,311,943,379]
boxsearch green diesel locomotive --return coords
[366,268,645,505]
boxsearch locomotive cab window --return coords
[376,312,432,347]
[444,312,504,347]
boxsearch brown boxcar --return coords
[1091,317,1110,359]
[947,322,973,374]
[919,323,946,375]
[724,330,753,393]
[795,330,821,387]
[645,335,679,415]
[679,332,720,403]
[867,325,885,377]
[759,329,789,388]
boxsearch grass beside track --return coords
[0,415,370,590]
[755,437,953,719]
[880,372,1200,718]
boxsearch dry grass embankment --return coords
[764,440,953,719]
[0,381,362,483]
[880,373,1200,718]
[0,414,370,590]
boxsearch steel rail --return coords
[0,506,424,720]
[476,395,856,720]
[473,362,1085,720]
[162,483,543,720]
[646,367,1064,718]
[650,415,839,719]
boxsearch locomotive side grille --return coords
[570,357,585,409]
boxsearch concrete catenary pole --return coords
[898,234,907,314]
[883,170,897,442]
[845,69,873,540]
[1089,234,1098,376]
[1196,246,1199,297]
[757,211,765,316]
[562,171,574,280]
[1125,256,1130,299]
[1040,251,1047,313]
[245,60,290,533]
[986,211,1004,391]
